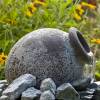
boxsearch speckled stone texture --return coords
[5,28,85,87]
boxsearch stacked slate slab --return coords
[0,74,100,100]
[0,80,8,97]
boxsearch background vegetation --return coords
[0,0,100,80]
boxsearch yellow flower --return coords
[26,2,37,17]
[31,6,37,13]
[73,4,84,21]
[76,4,82,10]
[0,58,4,65]
[73,12,81,21]
[91,39,100,44]
[76,5,84,15]
[26,10,33,17]
[95,39,100,44]
[79,8,84,15]
[91,38,96,42]
[33,0,47,7]
[0,53,7,65]
[81,2,96,10]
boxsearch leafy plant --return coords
[95,60,100,81]
[0,0,99,80]
[0,65,5,79]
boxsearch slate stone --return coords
[0,95,9,100]
[87,81,100,90]
[87,88,96,96]
[56,83,80,100]
[5,28,94,87]
[0,84,6,90]
[0,80,7,85]
[2,74,36,100]
[89,81,100,100]
[40,90,55,100]
[79,82,100,100]
[21,87,41,100]
[71,77,91,91]
[80,95,93,100]
[40,78,56,94]
[79,90,94,100]
[87,83,98,90]
[79,90,94,96]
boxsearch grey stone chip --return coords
[2,74,36,100]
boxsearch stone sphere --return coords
[5,28,94,87]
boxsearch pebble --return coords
[40,78,56,94]
[21,87,41,100]
[56,83,80,100]
[40,90,55,100]
[2,74,36,100]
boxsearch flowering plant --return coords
[0,0,100,80]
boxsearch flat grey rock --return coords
[79,90,94,96]
[80,95,93,100]
[40,90,55,100]
[21,87,41,100]
[0,80,7,84]
[0,95,9,100]
[88,81,100,90]
[3,74,36,100]
[56,83,80,100]
[71,77,91,91]
[87,81,100,99]
[40,78,56,94]
[88,83,98,90]
[79,89,94,100]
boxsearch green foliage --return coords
[0,0,100,80]
[95,60,100,81]
[0,65,5,80]
[0,0,78,53]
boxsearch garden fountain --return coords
[0,27,98,100]
[5,27,95,86]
